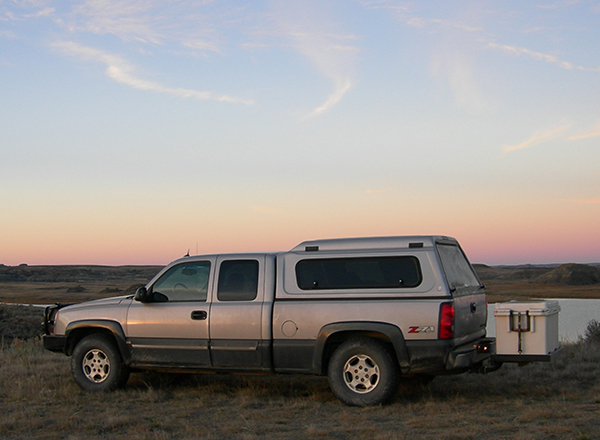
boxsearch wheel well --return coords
[65,328,117,356]
[321,331,394,374]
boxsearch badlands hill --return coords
[473,263,600,286]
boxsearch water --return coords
[487,299,600,342]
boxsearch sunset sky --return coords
[2,0,599,266]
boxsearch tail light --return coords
[439,302,455,339]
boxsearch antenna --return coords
[184,249,190,257]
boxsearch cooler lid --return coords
[493,300,560,316]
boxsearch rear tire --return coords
[71,334,130,392]
[327,338,400,406]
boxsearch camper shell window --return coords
[296,256,422,290]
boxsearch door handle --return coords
[191,310,207,320]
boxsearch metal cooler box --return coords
[493,300,561,361]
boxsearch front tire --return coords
[327,338,400,406]
[71,334,130,392]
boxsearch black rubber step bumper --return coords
[43,335,68,353]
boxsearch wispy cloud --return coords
[69,0,165,44]
[570,122,600,140]
[488,42,600,73]
[1,30,16,39]
[269,3,360,116]
[50,41,253,104]
[430,50,488,112]
[502,124,572,154]
[289,29,359,116]
[360,1,482,33]
[55,0,230,56]
[536,0,580,10]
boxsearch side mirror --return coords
[134,286,151,303]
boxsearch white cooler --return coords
[494,300,560,357]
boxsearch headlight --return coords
[43,305,61,335]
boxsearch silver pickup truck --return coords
[43,235,494,406]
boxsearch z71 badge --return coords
[408,326,435,334]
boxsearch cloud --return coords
[570,122,600,140]
[502,124,571,154]
[488,42,600,72]
[536,0,580,10]
[1,30,16,39]
[56,0,230,55]
[289,30,359,116]
[69,0,165,44]
[50,41,253,104]
[180,39,222,54]
[268,3,360,116]
[430,50,488,112]
[312,76,352,115]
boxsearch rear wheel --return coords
[327,338,400,406]
[71,334,130,392]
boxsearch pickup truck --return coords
[43,235,494,406]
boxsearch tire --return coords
[71,334,130,392]
[327,338,400,406]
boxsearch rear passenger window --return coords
[217,260,259,301]
[296,257,422,290]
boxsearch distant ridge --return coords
[0,265,162,284]
[473,263,600,286]
[535,264,600,286]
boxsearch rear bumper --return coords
[446,338,496,370]
[405,337,495,374]
[43,335,67,353]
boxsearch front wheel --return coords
[71,334,130,392]
[327,338,400,406]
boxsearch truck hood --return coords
[62,295,133,311]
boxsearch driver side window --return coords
[151,261,211,302]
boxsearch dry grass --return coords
[1,338,600,440]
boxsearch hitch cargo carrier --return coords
[493,300,563,363]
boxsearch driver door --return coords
[126,258,214,368]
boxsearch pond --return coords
[487,299,600,342]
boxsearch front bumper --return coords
[43,335,68,353]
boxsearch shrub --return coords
[584,319,600,344]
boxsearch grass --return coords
[1,333,600,439]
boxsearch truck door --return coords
[126,259,214,367]
[209,256,266,368]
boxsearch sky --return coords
[1,0,599,266]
